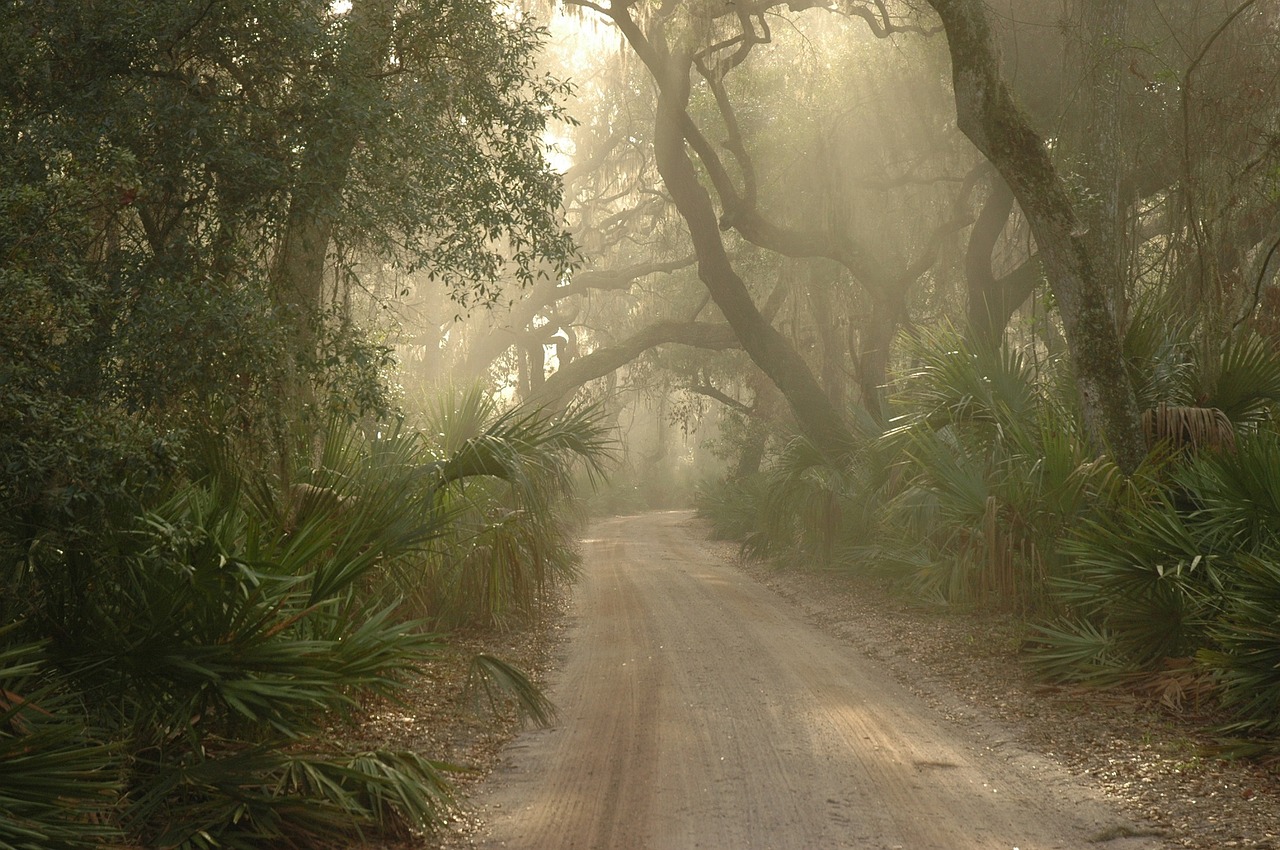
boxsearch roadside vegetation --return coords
[697,314,1280,757]
[0,2,606,847]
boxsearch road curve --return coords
[466,511,1165,850]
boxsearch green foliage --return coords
[123,746,454,850]
[1202,552,1280,746]
[1,401,607,846]
[398,385,615,628]
[1024,427,1280,753]
[468,653,557,729]
[1024,619,1136,686]
[1175,430,1280,550]
[0,0,579,552]
[742,435,879,565]
[1121,297,1280,427]
[15,430,445,846]
[339,1,579,300]
[876,327,1098,609]
[1122,298,1197,411]
[0,0,602,840]
[1192,332,1280,426]
[891,324,1042,444]
[1051,495,1228,667]
[0,634,121,850]
[695,474,769,542]
[694,405,891,569]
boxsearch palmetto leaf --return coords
[128,745,456,849]
[1122,297,1196,411]
[392,388,613,627]
[468,652,557,728]
[1176,429,1280,551]
[1024,619,1136,685]
[1194,331,1280,425]
[1056,494,1228,665]
[894,324,1041,441]
[1201,553,1280,743]
[0,631,121,850]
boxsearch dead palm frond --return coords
[1142,403,1236,453]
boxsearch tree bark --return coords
[926,0,1146,472]
[965,172,1042,345]
[806,263,848,412]
[1077,0,1131,326]
[597,7,854,457]
[459,256,696,378]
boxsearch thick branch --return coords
[684,384,755,416]
[530,320,740,406]
[844,0,945,37]
[460,256,696,376]
[649,48,853,456]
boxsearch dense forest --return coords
[4,0,1280,847]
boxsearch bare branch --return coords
[841,0,943,37]
[684,383,755,415]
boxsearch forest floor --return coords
[366,510,1280,850]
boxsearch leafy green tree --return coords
[0,0,577,544]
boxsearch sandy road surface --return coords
[466,512,1166,850]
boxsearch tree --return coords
[923,0,1147,472]
[548,3,947,453]
[0,0,578,540]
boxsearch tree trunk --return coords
[964,171,1044,345]
[652,60,853,458]
[270,0,393,344]
[926,0,1146,473]
[853,288,907,425]
[806,263,848,413]
[1077,0,1131,327]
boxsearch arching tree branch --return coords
[530,320,740,406]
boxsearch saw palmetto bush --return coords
[1189,331,1280,426]
[1203,553,1280,749]
[0,632,121,850]
[1034,489,1229,683]
[18,426,451,848]
[712,406,892,569]
[1034,318,1280,670]
[1123,304,1280,447]
[398,384,614,627]
[695,472,769,541]
[739,436,864,565]
[2,400,610,848]
[878,326,1105,610]
[1175,432,1280,746]
[1029,426,1280,749]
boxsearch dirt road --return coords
[465,512,1167,850]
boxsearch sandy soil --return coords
[459,511,1168,850]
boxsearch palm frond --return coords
[0,633,121,850]
[468,653,556,728]
[1142,403,1236,453]
[1024,619,1136,685]
[894,324,1041,441]
[1194,331,1280,424]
